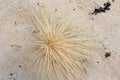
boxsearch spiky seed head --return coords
[28,0,103,80]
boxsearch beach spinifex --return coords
[28,0,102,80]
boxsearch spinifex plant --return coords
[28,0,102,80]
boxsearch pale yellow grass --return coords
[27,0,103,80]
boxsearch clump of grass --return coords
[28,0,103,80]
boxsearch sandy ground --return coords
[0,0,120,80]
